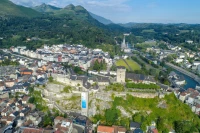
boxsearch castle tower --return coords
[116,66,126,83]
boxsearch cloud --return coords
[10,0,43,7]
[10,0,132,11]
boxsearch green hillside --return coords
[0,0,40,17]
[0,2,120,50]
[33,3,61,13]
[53,4,90,20]
[33,3,113,25]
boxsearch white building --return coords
[193,61,200,66]
[175,58,183,63]
[93,49,103,54]
[110,71,117,76]
[185,40,193,44]
[179,53,185,59]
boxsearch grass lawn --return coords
[116,59,141,71]
[51,80,66,86]
[116,59,129,70]
[125,59,141,70]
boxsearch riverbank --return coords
[166,63,199,90]
[166,63,200,84]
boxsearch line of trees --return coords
[126,82,160,89]
[139,55,159,68]
[92,59,107,71]
[0,59,19,66]
[131,56,157,76]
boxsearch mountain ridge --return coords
[33,3,61,13]
[0,0,41,17]
[32,3,113,25]
[0,1,119,50]
[89,12,113,25]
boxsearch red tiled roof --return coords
[187,88,195,93]
[23,128,43,133]
[152,129,159,133]
[55,116,65,121]
[55,123,69,133]
[112,125,126,133]
[7,116,15,121]
[196,104,200,108]
[22,96,30,101]
[97,126,114,133]
[180,92,187,96]
[1,116,15,122]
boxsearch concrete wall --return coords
[96,92,157,100]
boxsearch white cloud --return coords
[10,0,43,7]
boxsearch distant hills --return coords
[0,0,112,25]
[89,12,113,25]
[0,0,40,17]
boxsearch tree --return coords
[48,76,53,82]
[132,113,145,123]
[43,114,52,127]
[149,68,157,76]
[110,64,117,71]
[105,108,119,125]
[28,87,34,94]
[93,60,100,71]
[92,59,107,71]
[166,55,174,62]
[160,61,165,67]
[62,86,72,93]
[28,97,35,103]
[156,116,165,131]
[63,113,67,118]
[174,121,184,133]
[73,66,84,75]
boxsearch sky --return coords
[10,0,200,24]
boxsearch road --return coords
[166,62,200,84]
[73,124,84,133]
[5,51,33,61]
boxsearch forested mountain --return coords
[89,12,113,25]
[0,3,118,50]
[33,3,61,13]
[33,3,113,25]
[0,0,41,17]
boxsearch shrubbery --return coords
[126,82,160,89]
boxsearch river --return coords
[173,70,199,90]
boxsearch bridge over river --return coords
[166,63,200,85]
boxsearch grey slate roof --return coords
[130,121,141,128]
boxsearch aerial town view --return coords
[0,0,200,133]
